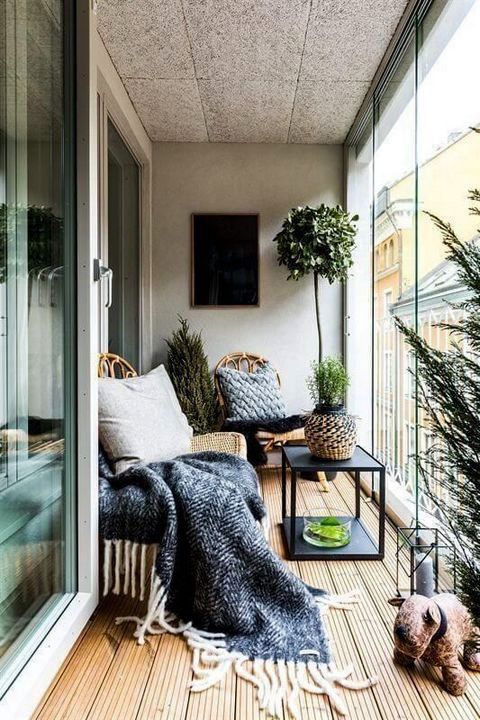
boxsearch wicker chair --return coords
[214,352,329,491]
[98,353,247,459]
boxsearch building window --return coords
[384,290,393,320]
[384,350,393,392]
[388,239,394,266]
[0,0,77,694]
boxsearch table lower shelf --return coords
[281,516,384,560]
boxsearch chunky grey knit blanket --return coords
[99,450,374,718]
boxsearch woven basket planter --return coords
[305,406,357,460]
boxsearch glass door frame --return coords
[0,4,99,717]
[0,0,77,699]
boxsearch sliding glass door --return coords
[0,0,76,693]
[346,0,480,520]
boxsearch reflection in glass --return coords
[0,0,75,684]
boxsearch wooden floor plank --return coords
[34,465,480,720]
[135,635,192,720]
[184,659,236,720]
[295,468,480,720]
[85,622,159,720]
[294,472,433,720]
[33,593,142,720]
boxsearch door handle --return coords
[104,268,113,308]
[93,259,113,308]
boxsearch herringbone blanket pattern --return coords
[99,451,375,718]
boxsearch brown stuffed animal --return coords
[389,593,480,695]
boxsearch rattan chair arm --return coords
[190,432,247,460]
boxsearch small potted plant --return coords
[305,357,357,460]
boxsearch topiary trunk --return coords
[314,271,322,363]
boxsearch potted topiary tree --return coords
[273,204,357,363]
[274,204,358,459]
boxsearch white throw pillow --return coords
[98,364,193,474]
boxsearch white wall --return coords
[345,143,373,449]
[152,142,344,413]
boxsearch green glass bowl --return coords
[303,508,352,548]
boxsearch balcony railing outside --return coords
[374,301,468,520]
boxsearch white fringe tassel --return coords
[105,540,376,718]
[103,538,158,600]
[315,589,361,612]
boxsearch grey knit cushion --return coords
[217,363,286,422]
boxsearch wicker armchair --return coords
[214,352,306,452]
[98,353,247,460]
[215,351,329,491]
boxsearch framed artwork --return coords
[191,213,259,307]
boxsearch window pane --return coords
[416,0,480,514]
[0,0,76,689]
[347,0,480,522]
[373,40,416,500]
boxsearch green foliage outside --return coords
[396,150,480,632]
[0,204,63,282]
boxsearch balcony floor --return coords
[34,466,480,720]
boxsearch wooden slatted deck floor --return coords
[34,467,480,720]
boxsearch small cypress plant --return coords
[166,317,219,435]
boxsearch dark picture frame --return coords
[191,213,259,307]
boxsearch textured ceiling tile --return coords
[199,80,295,142]
[97,0,194,79]
[124,79,208,142]
[97,0,409,143]
[301,0,409,82]
[289,80,370,144]
[183,0,311,80]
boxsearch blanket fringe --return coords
[315,589,361,612]
[103,539,158,600]
[112,562,376,718]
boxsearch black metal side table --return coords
[281,445,386,561]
